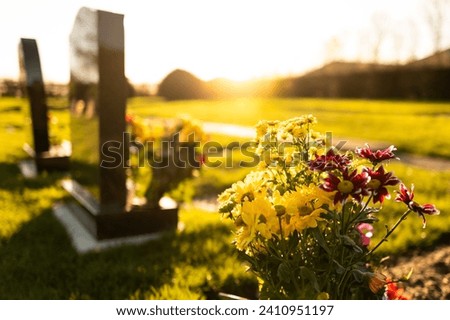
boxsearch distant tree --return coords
[425,0,449,54]
[132,84,152,97]
[157,69,212,100]
[126,77,136,98]
[406,19,419,62]
[1,79,21,97]
[369,12,390,63]
[324,36,343,64]
[391,29,405,65]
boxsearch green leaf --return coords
[333,260,346,274]
[277,262,292,283]
[300,266,320,292]
[401,268,414,281]
[312,228,331,255]
[218,200,235,213]
[339,235,363,253]
[351,269,373,283]
[356,217,379,224]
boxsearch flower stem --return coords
[348,194,373,226]
[360,194,373,215]
[366,209,411,256]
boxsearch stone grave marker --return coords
[59,7,178,246]
[18,38,70,174]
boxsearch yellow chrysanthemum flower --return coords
[256,120,269,139]
[218,189,232,203]
[179,118,205,142]
[292,126,307,139]
[232,171,267,203]
[235,195,278,250]
[284,185,330,232]
[232,180,256,203]
[272,190,294,237]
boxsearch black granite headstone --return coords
[19,38,70,172]
[62,7,178,240]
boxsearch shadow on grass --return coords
[67,160,100,188]
[0,206,257,299]
[0,162,22,189]
[0,162,70,192]
[0,105,22,113]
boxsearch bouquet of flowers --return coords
[218,115,439,299]
[126,114,205,208]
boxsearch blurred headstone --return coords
[59,7,178,245]
[18,38,70,175]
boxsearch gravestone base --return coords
[23,143,70,173]
[18,159,38,179]
[60,179,179,241]
[53,202,183,254]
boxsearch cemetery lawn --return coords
[0,96,449,298]
[128,97,450,159]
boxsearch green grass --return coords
[368,162,450,255]
[0,96,449,299]
[0,206,256,299]
[0,97,257,299]
[128,97,450,159]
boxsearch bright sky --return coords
[1,0,449,84]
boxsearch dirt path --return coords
[203,122,450,171]
[384,243,450,299]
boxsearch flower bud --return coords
[274,205,286,217]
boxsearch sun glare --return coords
[0,0,448,84]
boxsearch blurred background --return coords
[1,0,450,97]
[0,0,449,300]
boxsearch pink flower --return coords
[419,203,440,215]
[395,183,414,205]
[321,168,370,204]
[125,114,135,124]
[355,144,398,165]
[356,223,373,246]
[196,153,207,167]
[395,183,440,227]
[309,149,351,171]
[363,166,400,204]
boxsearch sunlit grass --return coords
[368,162,450,255]
[0,98,256,299]
[0,96,448,298]
[128,97,450,159]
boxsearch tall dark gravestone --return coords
[62,7,178,241]
[18,38,70,172]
